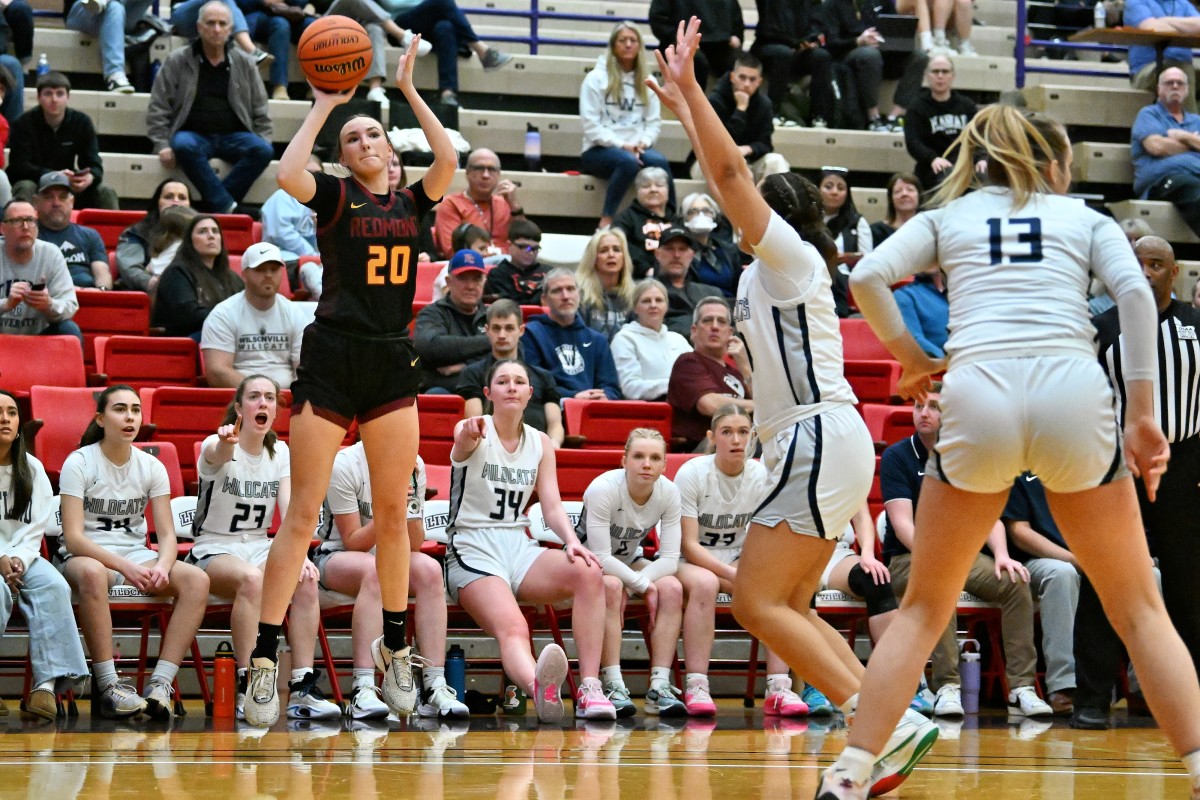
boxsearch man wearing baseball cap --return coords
[654,226,723,339]
[413,248,492,392]
[35,171,112,290]
[200,241,308,388]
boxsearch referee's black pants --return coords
[1073,436,1200,710]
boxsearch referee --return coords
[1072,234,1200,729]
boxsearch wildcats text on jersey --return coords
[609,523,649,542]
[480,463,537,486]
[697,510,753,530]
[0,491,32,523]
[220,477,281,499]
[83,496,148,516]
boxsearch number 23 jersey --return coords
[447,416,542,535]
[304,172,436,338]
[192,435,290,541]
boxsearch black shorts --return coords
[290,322,421,428]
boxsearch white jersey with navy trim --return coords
[192,435,289,542]
[674,454,768,556]
[576,469,682,594]
[316,445,425,554]
[58,443,170,553]
[858,187,1149,368]
[734,212,857,439]
[447,417,542,535]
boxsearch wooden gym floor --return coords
[0,701,1187,798]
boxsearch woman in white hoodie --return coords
[0,389,87,721]
[611,279,692,401]
[580,22,673,228]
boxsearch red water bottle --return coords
[213,641,236,719]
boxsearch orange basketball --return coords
[297,16,373,92]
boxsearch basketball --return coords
[297,16,373,92]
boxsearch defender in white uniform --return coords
[445,359,614,723]
[578,429,716,718]
[315,447,468,719]
[188,375,338,721]
[648,23,936,796]
[59,385,210,721]
[821,106,1200,799]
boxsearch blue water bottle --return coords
[524,123,541,172]
[446,644,467,698]
[36,53,48,78]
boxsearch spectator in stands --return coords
[904,56,978,191]
[0,200,80,342]
[455,298,564,445]
[1132,68,1200,238]
[895,264,948,358]
[0,66,15,208]
[820,167,872,255]
[1124,0,1200,110]
[234,0,317,100]
[169,0,272,63]
[654,226,723,339]
[147,1,274,214]
[8,72,117,211]
[818,0,929,132]
[679,192,741,297]
[383,0,513,107]
[116,180,194,293]
[433,148,524,258]
[428,222,491,300]
[667,296,752,451]
[523,268,621,400]
[0,3,30,73]
[1002,472,1080,716]
[577,228,635,340]
[65,0,160,93]
[748,0,835,128]
[261,153,320,262]
[881,392,1052,718]
[689,51,791,185]
[413,248,491,393]
[152,214,243,339]
[484,219,545,305]
[0,51,20,128]
[649,0,744,91]
[611,278,692,401]
[581,22,673,229]
[138,207,199,297]
[904,0,976,56]
[34,173,112,291]
[870,172,922,246]
[200,242,307,389]
[613,166,674,280]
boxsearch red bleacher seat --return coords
[664,452,699,479]
[75,209,146,250]
[844,359,902,404]
[140,386,236,491]
[520,305,546,323]
[73,291,151,371]
[134,441,184,499]
[554,448,624,500]
[868,455,884,521]
[417,394,465,466]
[861,403,916,449]
[0,335,86,397]
[416,261,443,302]
[95,336,200,391]
[840,318,893,361]
[562,399,674,450]
[27,386,104,484]
[210,213,257,254]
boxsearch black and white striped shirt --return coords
[1095,300,1200,443]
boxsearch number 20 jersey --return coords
[447,416,542,536]
[305,172,435,338]
[192,435,290,542]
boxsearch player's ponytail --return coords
[929,105,1069,210]
[759,172,838,283]
[0,389,33,522]
[223,374,282,459]
[79,385,138,448]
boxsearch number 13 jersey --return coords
[192,435,290,542]
[447,416,542,536]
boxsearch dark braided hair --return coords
[759,172,838,277]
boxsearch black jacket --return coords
[904,88,978,185]
[485,259,547,305]
[817,0,897,59]
[153,264,243,338]
[412,295,491,392]
[649,0,745,47]
[704,72,775,164]
[613,200,674,281]
[7,106,105,186]
[752,0,822,48]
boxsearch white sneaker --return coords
[418,678,470,718]
[98,680,147,719]
[1007,685,1053,717]
[933,684,964,717]
[815,766,868,799]
[399,29,433,56]
[371,638,426,716]
[80,0,108,13]
[242,656,280,728]
[957,40,979,56]
[142,680,175,720]
[346,683,389,720]
[366,86,388,105]
[870,709,940,795]
[105,72,134,93]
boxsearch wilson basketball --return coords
[297,16,372,92]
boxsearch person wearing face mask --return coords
[613,166,675,280]
[680,192,742,298]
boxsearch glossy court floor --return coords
[0,702,1187,799]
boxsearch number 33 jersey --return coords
[305,172,436,338]
[59,443,171,551]
[673,454,769,559]
[447,416,542,535]
[192,435,290,542]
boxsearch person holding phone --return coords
[0,199,81,343]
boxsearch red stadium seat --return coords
[416,394,465,466]
[861,403,916,450]
[73,291,152,371]
[520,305,547,323]
[134,441,185,500]
[868,455,884,522]
[26,386,105,484]
[562,399,675,450]
[141,386,236,491]
[210,213,256,254]
[664,452,699,480]
[416,261,443,302]
[553,448,624,501]
[0,335,86,397]
[95,335,200,391]
[840,318,893,361]
[75,209,146,250]
[844,359,902,405]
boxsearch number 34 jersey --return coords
[447,416,542,536]
[192,435,290,542]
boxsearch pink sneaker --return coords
[575,678,617,720]
[763,688,809,717]
[683,680,717,717]
[532,644,567,724]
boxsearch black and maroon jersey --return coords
[305,172,436,337]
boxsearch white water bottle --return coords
[36,53,49,77]
[1094,1,1106,29]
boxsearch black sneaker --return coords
[1069,705,1108,730]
